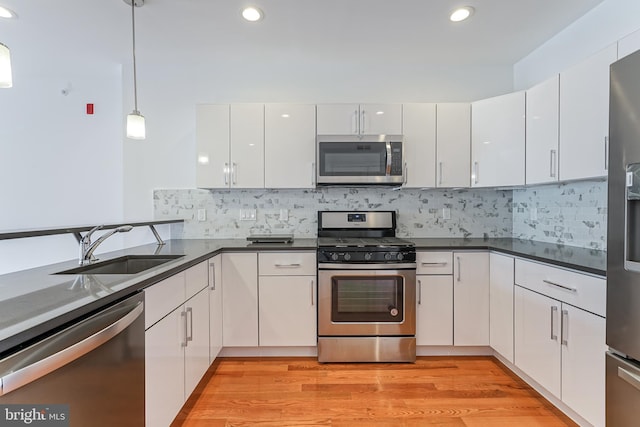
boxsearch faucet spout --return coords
[79,225,134,266]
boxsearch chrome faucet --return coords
[79,225,134,266]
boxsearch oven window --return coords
[331,275,404,322]
[319,142,387,176]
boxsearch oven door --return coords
[318,265,416,336]
[316,135,404,185]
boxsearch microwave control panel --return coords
[390,142,403,175]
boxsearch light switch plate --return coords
[240,208,257,221]
[530,207,538,221]
[279,209,289,221]
[442,208,451,220]
[197,209,206,222]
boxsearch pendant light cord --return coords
[131,0,139,113]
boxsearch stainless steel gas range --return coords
[316,211,417,363]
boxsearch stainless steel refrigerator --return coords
[607,48,640,425]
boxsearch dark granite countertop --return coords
[0,236,604,356]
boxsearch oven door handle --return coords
[318,263,417,270]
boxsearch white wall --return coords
[514,0,640,89]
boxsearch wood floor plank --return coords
[172,356,578,427]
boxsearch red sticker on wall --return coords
[86,103,94,115]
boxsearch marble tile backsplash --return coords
[155,179,608,250]
[512,180,607,250]
[154,188,513,239]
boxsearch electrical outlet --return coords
[197,209,206,222]
[240,208,257,221]
[530,207,538,221]
[279,209,289,221]
[442,208,451,220]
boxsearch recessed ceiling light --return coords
[0,6,16,19]
[450,6,474,22]
[242,6,264,22]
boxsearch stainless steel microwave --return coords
[316,135,405,185]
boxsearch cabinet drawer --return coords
[185,260,208,300]
[145,272,186,329]
[259,252,316,276]
[515,259,606,317]
[416,251,453,275]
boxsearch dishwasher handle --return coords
[0,299,144,396]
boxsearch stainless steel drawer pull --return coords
[418,279,422,305]
[421,262,448,266]
[275,263,301,268]
[181,310,188,347]
[619,367,640,392]
[456,256,461,282]
[209,262,216,290]
[543,279,577,293]
[310,280,314,306]
[550,306,558,341]
[439,162,443,185]
[561,309,568,346]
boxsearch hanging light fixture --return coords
[0,42,11,88]
[125,0,145,140]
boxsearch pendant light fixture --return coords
[0,42,11,88]
[125,0,145,139]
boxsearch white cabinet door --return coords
[265,104,316,188]
[402,103,436,188]
[416,275,453,345]
[209,255,223,363]
[514,285,562,398]
[222,252,258,347]
[145,307,184,427]
[230,104,264,188]
[489,253,514,363]
[526,75,559,185]
[453,252,489,345]
[471,92,525,187]
[619,28,640,60]
[561,304,606,427]
[258,275,316,346]
[360,104,403,134]
[436,103,471,188]
[184,288,210,398]
[316,104,360,135]
[559,43,617,181]
[196,104,230,189]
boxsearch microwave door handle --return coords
[386,142,392,176]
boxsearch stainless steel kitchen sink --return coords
[54,254,185,275]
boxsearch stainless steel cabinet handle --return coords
[181,310,188,347]
[404,162,408,185]
[361,109,366,134]
[274,263,301,268]
[550,150,557,178]
[550,306,558,341]
[418,279,422,305]
[224,162,229,185]
[209,262,216,290]
[421,262,448,266]
[456,256,461,282]
[561,309,568,345]
[232,162,238,185]
[352,109,359,134]
[473,162,479,185]
[619,367,640,392]
[0,301,143,396]
[438,162,443,185]
[311,162,316,186]
[310,279,314,306]
[605,136,609,170]
[187,307,194,343]
[543,279,577,293]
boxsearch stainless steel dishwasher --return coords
[0,292,144,426]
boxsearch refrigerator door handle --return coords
[618,366,640,392]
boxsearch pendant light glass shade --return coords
[0,42,13,88]
[126,110,146,139]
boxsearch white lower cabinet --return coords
[514,259,606,427]
[453,252,490,345]
[489,253,514,363]
[208,254,223,363]
[416,275,453,345]
[222,252,259,347]
[145,262,210,427]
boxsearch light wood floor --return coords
[172,356,577,427]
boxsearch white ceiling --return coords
[2,0,605,67]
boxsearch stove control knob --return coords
[330,252,339,261]
[396,252,404,261]
[343,253,351,261]
[384,253,393,261]
[364,252,373,261]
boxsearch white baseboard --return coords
[219,346,318,358]
[417,345,493,356]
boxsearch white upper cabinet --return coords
[230,104,265,188]
[471,92,525,187]
[559,43,617,181]
[402,103,436,188]
[195,104,264,189]
[264,104,316,188]
[526,75,559,185]
[619,29,640,60]
[436,103,471,188]
[196,104,230,189]
[317,104,402,135]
